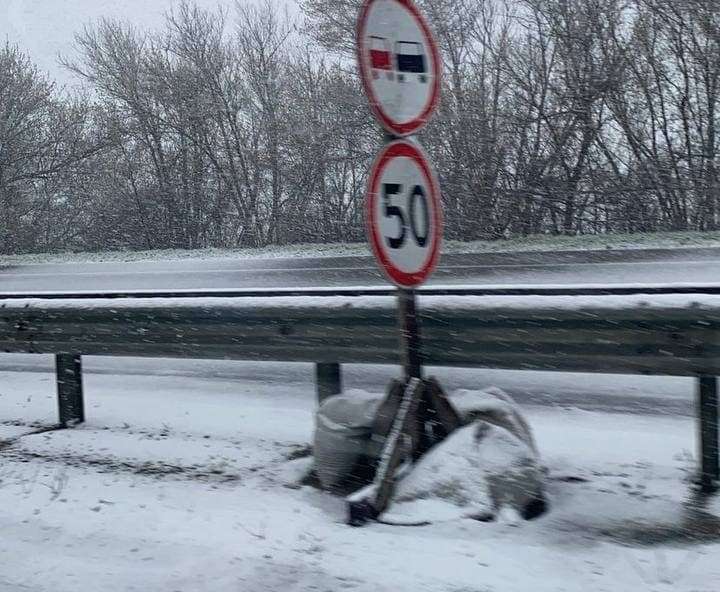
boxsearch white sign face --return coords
[367,140,442,287]
[357,0,441,137]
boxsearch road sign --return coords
[366,139,442,287]
[357,0,441,137]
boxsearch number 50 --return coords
[382,183,430,249]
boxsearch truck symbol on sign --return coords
[368,37,428,84]
[395,41,427,83]
[370,36,394,80]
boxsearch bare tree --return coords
[6,0,720,254]
[0,44,99,253]
[606,0,720,231]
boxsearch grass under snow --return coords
[5,230,720,266]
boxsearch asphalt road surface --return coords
[2,247,720,293]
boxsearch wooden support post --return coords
[316,363,342,404]
[56,354,85,428]
[697,375,719,493]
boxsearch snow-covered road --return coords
[1,356,719,591]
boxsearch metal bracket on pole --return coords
[56,354,85,428]
[697,375,719,493]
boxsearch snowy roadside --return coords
[1,357,719,591]
[6,230,720,266]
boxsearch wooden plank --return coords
[348,379,424,525]
[370,379,406,454]
[373,379,424,516]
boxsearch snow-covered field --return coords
[5,230,720,266]
[1,356,719,591]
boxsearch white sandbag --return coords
[313,390,384,490]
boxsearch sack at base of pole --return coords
[313,386,547,522]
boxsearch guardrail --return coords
[1,286,718,492]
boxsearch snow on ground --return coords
[1,355,719,591]
[5,230,720,266]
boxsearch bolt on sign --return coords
[357,0,441,137]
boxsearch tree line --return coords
[1,0,719,254]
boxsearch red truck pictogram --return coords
[368,37,428,84]
[369,36,394,80]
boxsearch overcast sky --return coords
[0,0,298,87]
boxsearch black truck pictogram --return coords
[395,41,428,84]
[367,37,428,84]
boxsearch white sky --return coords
[0,0,298,87]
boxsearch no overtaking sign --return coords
[357,0,441,137]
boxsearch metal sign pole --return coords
[398,287,423,381]
[399,285,432,462]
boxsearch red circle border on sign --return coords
[366,140,443,288]
[357,0,442,137]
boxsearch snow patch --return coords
[5,292,720,314]
[386,389,545,524]
[7,229,720,266]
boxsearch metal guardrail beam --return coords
[4,282,720,299]
[2,293,720,376]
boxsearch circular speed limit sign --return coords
[366,140,442,287]
[357,0,441,136]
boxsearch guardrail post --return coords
[697,375,719,493]
[316,363,342,404]
[56,354,85,427]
